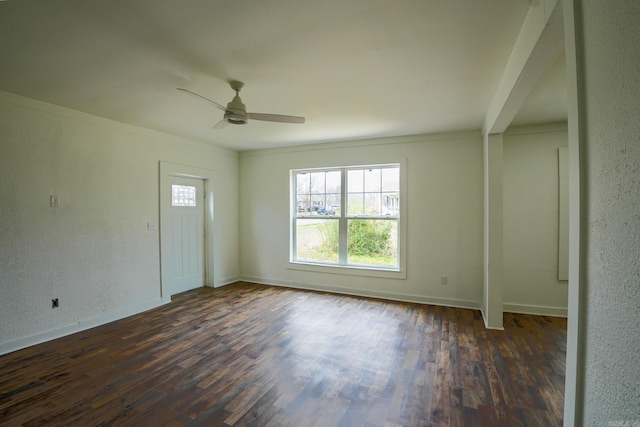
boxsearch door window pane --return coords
[172,185,197,207]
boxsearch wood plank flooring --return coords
[0,282,566,426]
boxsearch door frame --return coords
[159,161,216,299]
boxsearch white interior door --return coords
[165,176,205,295]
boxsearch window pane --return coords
[382,168,399,192]
[348,169,363,192]
[297,173,310,194]
[347,193,364,215]
[382,192,400,216]
[326,194,341,216]
[326,171,341,193]
[295,219,339,263]
[364,168,381,192]
[364,193,381,215]
[310,195,325,214]
[347,219,397,267]
[296,195,310,215]
[310,172,325,194]
[171,185,196,207]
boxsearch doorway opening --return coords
[159,162,216,299]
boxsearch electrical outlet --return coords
[50,195,60,207]
[440,276,448,285]
[52,298,59,309]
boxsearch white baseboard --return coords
[503,303,568,317]
[480,305,505,330]
[0,297,170,357]
[240,275,482,310]
[212,276,242,288]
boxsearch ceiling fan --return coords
[177,81,305,129]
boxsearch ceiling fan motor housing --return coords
[225,95,248,125]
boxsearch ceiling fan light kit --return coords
[224,96,248,125]
[223,81,248,125]
[178,81,305,130]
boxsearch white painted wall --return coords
[0,92,239,353]
[240,128,572,314]
[503,124,568,316]
[239,133,485,307]
[575,0,640,424]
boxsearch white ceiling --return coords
[511,49,567,127]
[0,0,567,151]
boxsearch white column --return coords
[483,132,504,330]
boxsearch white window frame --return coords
[289,162,406,279]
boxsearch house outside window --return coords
[291,164,401,271]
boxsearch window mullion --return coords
[339,169,348,264]
[291,173,298,261]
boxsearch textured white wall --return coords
[579,0,640,424]
[239,133,485,307]
[503,124,568,315]
[0,92,239,350]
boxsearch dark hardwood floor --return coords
[0,282,566,426]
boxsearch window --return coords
[291,164,400,271]
[171,184,197,207]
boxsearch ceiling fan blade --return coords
[247,112,305,124]
[177,88,226,111]
[213,119,228,129]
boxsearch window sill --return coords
[287,261,406,280]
